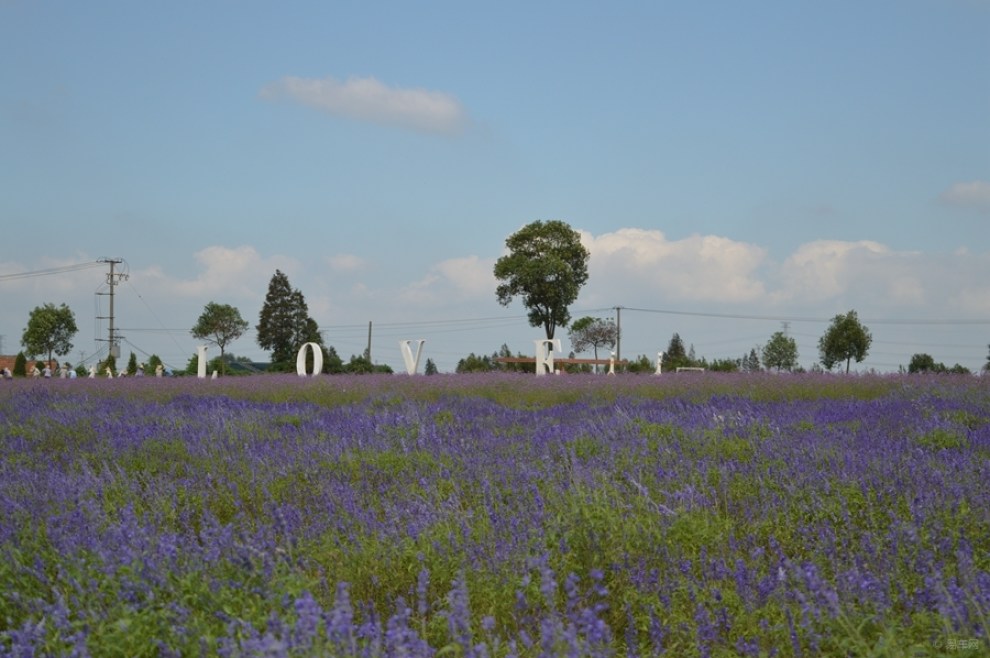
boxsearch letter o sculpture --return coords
[296,342,324,377]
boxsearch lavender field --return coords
[1,373,988,657]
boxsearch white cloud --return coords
[260,75,469,135]
[399,255,495,305]
[943,250,990,314]
[146,246,298,299]
[770,239,933,308]
[325,253,366,272]
[776,240,890,300]
[572,232,939,313]
[580,228,768,303]
[940,180,990,213]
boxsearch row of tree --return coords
[190,269,393,375]
[490,220,988,374]
[11,219,990,375]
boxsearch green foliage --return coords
[322,345,344,374]
[819,309,872,372]
[908,353,971,375]
[908,352,938,373]
[256,270,322,369]
[740,347,762,373]
[424,358,439,375]
[661,333,711,372]
[762,331,799,371]
[664,332,687,368]
[13,351,27,377]
[494,344,533,373]
[456,353,497,373]
[493,220,590,340]
[568,316,618,371]
[343,354,394,374]
[99,354,117,377]
[21,302,78,364]
[126,351,138,376]
[192,302,249,375]
[623,354,654,373]
[914,428,968,451]
[708,358,740,372]
[146,354,163,375]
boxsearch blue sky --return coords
[2,0,989,373]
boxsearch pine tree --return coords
[663,333,689,370]
[256,270,322,369]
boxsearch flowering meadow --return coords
[1,373,988,657]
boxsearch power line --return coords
[621,306,990,326]
[0,262,103,282]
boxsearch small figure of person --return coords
[135,363,145,377]
[1,367,11,380]
[105,366,114,378]
[42,364,51,378]
[88,366,97,378]
[155,364,164,377]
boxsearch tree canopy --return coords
[568,316,619,371]
[494,220,590,340]
[192,302,249,376]
[256,270,323,370]
[818,310,872,373]
[21,302,78,366]
[662,333,692,371]
[907,353,970,375]
[762,331,799,372]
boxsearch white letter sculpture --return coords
[533,338,562,376]
[655,351,665,375]
[197,345,208,379]
[399,339,426,375]
[296,342,323,377]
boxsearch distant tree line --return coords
[8,218,990,377]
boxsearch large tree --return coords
[568,316,619,372]
[762,331,799,372]
[494,220,590,340]
[191,302,249,376]
[818,310,872,373]
[21,302,78,367]
[256,270,322,370]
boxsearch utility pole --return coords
[366,321,372,362]
[96,258,128,361]
[615,306,622,362]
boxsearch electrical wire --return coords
[124,279,191,358]
[0,262,104,282]
[620,306,990,326]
